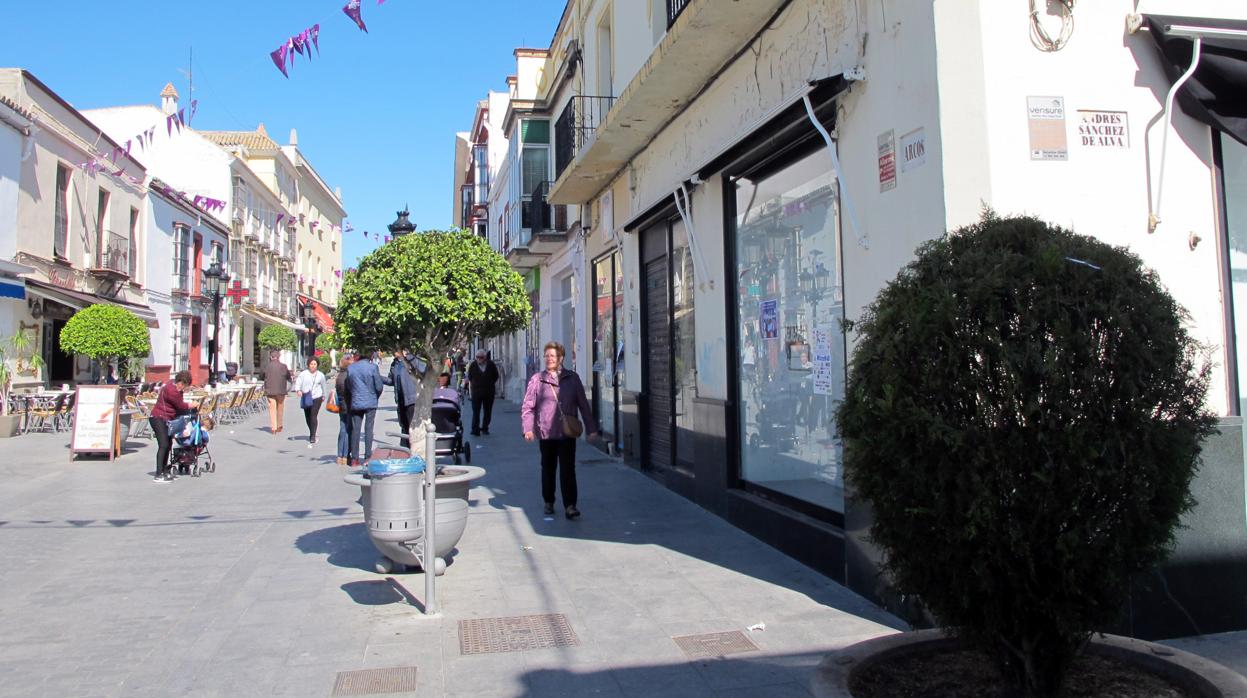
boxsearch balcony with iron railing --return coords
[521,181,570,256]
[554,95,615,182]
[547,0,790,205]
[90,231,130,279]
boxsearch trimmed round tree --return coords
[257,325,297,353]
[836,213,1216,696]
[335,229,529,418]
[59,304,150,382]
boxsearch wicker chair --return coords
[27,394,66,433]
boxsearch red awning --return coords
[298,294,335,332]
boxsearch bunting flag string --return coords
[267,1,395,76]
[343,0,367,33]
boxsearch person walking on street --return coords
[466,348,499,436]
[150,370,196,483]
[262,350,291,435]
[334,354,355,465]
[386,349,420,448]
[295,357,327,447]
[521,341,598,519]
[347,351,385,464]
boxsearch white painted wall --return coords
[0,118,22,261]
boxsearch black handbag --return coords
[549,382,583,439]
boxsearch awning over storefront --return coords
[26,279,160,328]
[0,279,24,300]
[1143,15,1247,146]
[297,293,335,332]
[239,306,305,332]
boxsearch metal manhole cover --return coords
[459,613,580,654]
[673,631,760,659]
[331,666,418,696]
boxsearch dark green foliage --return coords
[257,325,297,352]
[836,214,1216,696]
[315,332,339,352]
[59,304,150,361]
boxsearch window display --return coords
[734,149,845,513]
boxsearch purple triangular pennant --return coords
[343,0,367,32]
[271,42,290,77]
[292,31,307,56]
[310,24,320,54]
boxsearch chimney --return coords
[257,122,267,137]
[160,82,179,116]
[289,128,298,146]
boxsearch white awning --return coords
[239,307,305,332]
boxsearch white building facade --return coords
[462,0,1247,638]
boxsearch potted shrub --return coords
[257,324,297,355]
[0,331,45,437]
[833,214,1222,696]
[59,304,150,385]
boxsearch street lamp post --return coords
[300,302,319,365]
[203,261,230,388]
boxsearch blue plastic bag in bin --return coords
[365,456,427,479]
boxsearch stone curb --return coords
[811,628,1247,698]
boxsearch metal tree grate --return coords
[672,631,760,659]
[459,613,580,654]
[331,666,418,696]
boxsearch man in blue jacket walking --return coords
[386,349,421,448]
[347,354,385,464]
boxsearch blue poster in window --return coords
[759,299,779,340]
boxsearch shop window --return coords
[732,148,845,514]
[172,224,190,292]
[1221,132,1247,412]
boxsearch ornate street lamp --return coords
[387,207,416,238]
[203,261,230,387]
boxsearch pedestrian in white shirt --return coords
[295,357,328,446]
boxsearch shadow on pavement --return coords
[515,650,832,696]
[340,577,424,609]
[295,522,377,571]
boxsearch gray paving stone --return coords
[0,399,912,696]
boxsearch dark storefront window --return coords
[1222,132,1247,412]
[733,148,845,513]
[593,250,627,449]
[672,221,697,468]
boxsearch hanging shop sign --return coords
[1027,96,1068,161]
[812,325,835,396]
[877,129,897,191]
[1076,110,1130,149]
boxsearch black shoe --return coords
[543,503,554,516]
[481,428,490,435]
[471,431,481,437]
[565,506,581,520]
[153,472,172,483]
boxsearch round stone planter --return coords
[812,629,1247,698]
[344,465,486,575]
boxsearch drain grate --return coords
[672,630,760,659]
[331,666,418,696]
[459,613,580,654]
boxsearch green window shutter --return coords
[522,119,550,144]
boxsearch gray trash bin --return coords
[368,473,425,544]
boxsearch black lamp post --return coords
[203,261,229,388]
[300,301,319,365]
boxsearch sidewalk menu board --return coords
[71,385,122,460]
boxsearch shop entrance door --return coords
[644,256,673,471]
[44,319,74,383]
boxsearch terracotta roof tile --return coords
[200,124,280,151]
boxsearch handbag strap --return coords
[547,379,565,417]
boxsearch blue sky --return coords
[0,0,567,268]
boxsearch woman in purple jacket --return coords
[521,341,598,519]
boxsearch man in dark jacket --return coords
[346,354,385,463]
[386,349,421,447]
[466,348,500,436]
[262,350,291,435]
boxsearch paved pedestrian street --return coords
[0,400,908,697]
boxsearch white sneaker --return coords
[307,443,314,449]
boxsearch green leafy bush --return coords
[59,304,150,362]
[257,325,297,352]
[836,214,1216,696]
[315,332,339,352]
[335,229,529,417]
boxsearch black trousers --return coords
[470,394,495,433]
[303,398,323,439]
[396,403,415,447]
[151,417,171,475]
[539,438,577,507]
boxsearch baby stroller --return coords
[168,412,216,477]
[430,392,472,465]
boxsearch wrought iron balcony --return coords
[522,182,569,235]
[667,0,691,28]
[554,96,616,180]
[92,231,130,278]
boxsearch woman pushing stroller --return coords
[149,370,198,483]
